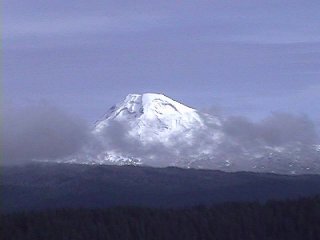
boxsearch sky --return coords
[3,0,320,123]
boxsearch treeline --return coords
[2,196,320,240]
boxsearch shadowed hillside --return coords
[3,163,320,213]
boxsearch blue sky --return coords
[4,0,320,123]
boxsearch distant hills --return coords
[3,163,320,212]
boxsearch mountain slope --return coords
[94,93,221,144]
[81,93,223,166]
[63,93,320,174]
[3,163,320,212]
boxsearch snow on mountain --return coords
[80,93,223,166]
[94,93,222,146]
[64,93,320,174]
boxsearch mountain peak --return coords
[101,93,197,122]
[123,93,195,112]
[94,93,207,142]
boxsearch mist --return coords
[2,103,319,170]
[223,112,318,146]
[90,111,319,169]
[2,104,90,165]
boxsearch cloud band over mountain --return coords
[2,95,320,174]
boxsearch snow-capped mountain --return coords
[94,93,221,144]
[86,93,223,166]
[66,93,320,174]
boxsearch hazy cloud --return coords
[94,120,177,166]
[2,104,89,165]
[2,102,319,172]
[89,111,320,171]
[223,113,318,146]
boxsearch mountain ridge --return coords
[4,163,320,212]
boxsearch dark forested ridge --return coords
[2,196,320,240]
[3,163,320,213]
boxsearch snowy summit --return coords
[94,93,217,144]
